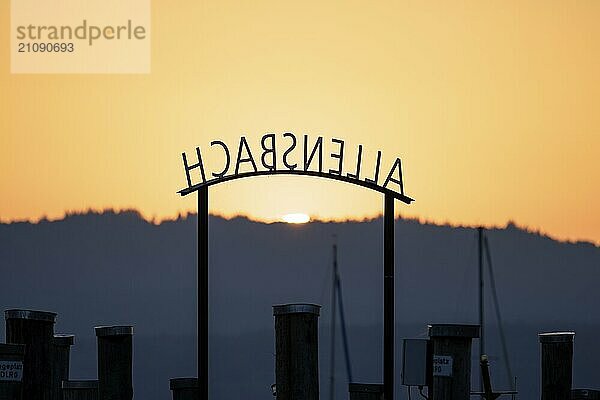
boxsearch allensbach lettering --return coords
[181,133,410,199]
[15,20,147,46]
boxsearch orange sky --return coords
[1,0,599,244]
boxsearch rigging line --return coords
[484,235,515,390]
[336,274,353,382]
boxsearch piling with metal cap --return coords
[52,334,74,400]
[0,344,25,400]
[273,304,321,400]
[62,380,99,400]
[572,389,600,400]
[428,324,480,400]
[169,378,199,400]
[95,326,133,400]
[348,383,384,400]
[5,309,57,400]
[539,332,575,400]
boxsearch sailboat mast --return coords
[329,239,338,400]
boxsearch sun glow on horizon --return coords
[282,213,310,224]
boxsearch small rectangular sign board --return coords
[432,355,453,377]
[0,361,23,381]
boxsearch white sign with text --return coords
[432,355,453,377]
[0,361,23,381]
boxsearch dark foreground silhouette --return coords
[0,211,598,399]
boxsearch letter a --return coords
[235,136,258,175]
[382,158,404,195]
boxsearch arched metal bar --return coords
[178,170,414,204]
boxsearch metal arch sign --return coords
[177,132,414,400]
[178,133,414,204]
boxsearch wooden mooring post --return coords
[169,378,199,400]
[0,344,25,400]
[572,389,600,400]
[348,383,384,400]
[5,309,56,400]
[95,326,133,400]
[62,380,99,400]
[273,304,321,400]
[52,334,74,400]
[428,324,480,400]
[539,331,575,400]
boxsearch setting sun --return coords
[282,213,310,224]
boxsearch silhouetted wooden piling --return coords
[169,378,199,400]
[95,326,133,400]
[52,334,74,400]
[539,332,574,400]
[273,304,321,400]
[5,309,56,400]
[0,344,25,400]
[428,324,480,400]
[62,380,99,400]
[348,383,384,400]
[572,389,600,400]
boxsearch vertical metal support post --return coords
[383,194,395,400]
[198,186,209,400]
[478,226,484,392]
